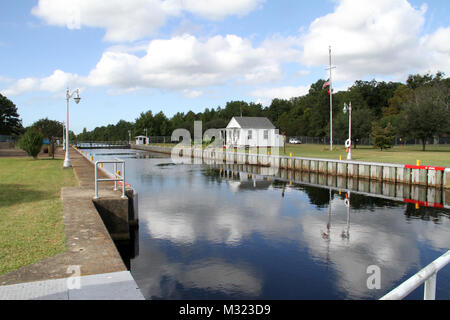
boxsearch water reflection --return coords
[81,149,450,300]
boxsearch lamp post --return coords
[62,122,65,151]
[63,88,81,168]
[343,102,352,160]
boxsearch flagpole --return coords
[329,46,333,151]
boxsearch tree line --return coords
[1,72,449,152]
[76,72,450,151]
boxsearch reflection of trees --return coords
[404,204,449,223]
[203,168,221,179]
[300,185,331,208]
[337,193,401,211]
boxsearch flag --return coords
[322,79,330,89]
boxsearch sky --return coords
[1,0,449,134]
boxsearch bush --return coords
[18,128,43,159]
[370,122,394,151]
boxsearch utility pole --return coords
[326,46,336,151]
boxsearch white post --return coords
[62,122,65,151]
[424,273,437,300]
[63,89,72,168]
[347,102,352,160]
[121,162,127,199]
[329,46,333,151]
[94,162,98,199]
[114,162,118,191]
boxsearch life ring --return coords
[345,139,351,148]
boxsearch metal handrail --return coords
[380,250,450,300]
[94,160,127,199]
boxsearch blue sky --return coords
[1,0,449,134]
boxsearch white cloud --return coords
[182,89,203,98]
[32,0,264,42]
[250,85,310,105]
[85,34,295,90]
[301,0,429,81]
[0,75,13,83]
[1,70,80,96]
[1,78,39,96]
[2,34,298,96]
[181,0,264,20]
[421,27,450,75]
[6,0,450,99]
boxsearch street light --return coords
[63,88,81,168]
[62,122,65,151]
[343,102,352,160]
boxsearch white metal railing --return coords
[380,250,450,300]
[94,160,127,199]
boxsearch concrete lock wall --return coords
[337,162,347,177]
[130,145,448,189]
[327,162,337,175]
[318,161,327,174]
[310,160,318,173]
[302,160,310,172]
[359,165,370,180]
[348,164,359,178]
[412,169,427,186]
[370,165,383,181]
[383,167,396,183]
[444,169,450,190]
[428,170,442,189]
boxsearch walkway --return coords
[0,147,144,300]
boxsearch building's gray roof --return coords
[230,117,275,129]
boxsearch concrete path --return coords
[0,147,144,300]
[0,271,143,300]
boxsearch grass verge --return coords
[0,157,77,275]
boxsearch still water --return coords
[85,148,450,300]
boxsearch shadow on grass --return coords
[0,184,52,208]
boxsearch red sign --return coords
[404,165,445,171]
[403,198,444,208]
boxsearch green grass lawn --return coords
[278,144,450,167]
[0,158,77,275]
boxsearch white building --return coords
[135,135,149,145]
[221,117,283,148]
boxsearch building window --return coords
[248,130,252,140]
[264,130,268,140]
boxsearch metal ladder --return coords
[94,159,127,199]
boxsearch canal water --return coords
[84,148,450,300]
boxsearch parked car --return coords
[289,138,302,144]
